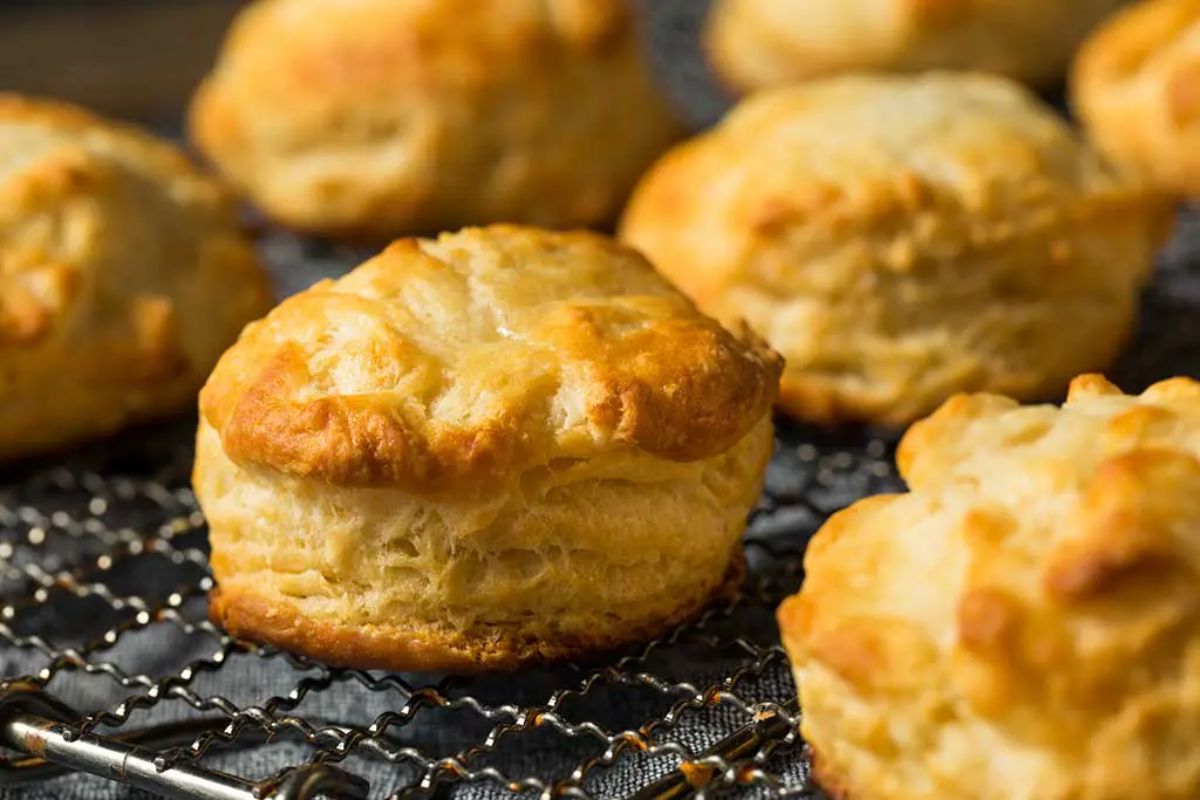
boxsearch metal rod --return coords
[0,717,271,784]
[1,712,258,800]
[0,707,370,800]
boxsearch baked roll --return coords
[0,95,271,461]
[1073,0,1200,198]
[705,0,1122,94]
[620,73,1171,427]
[779,374,1200,800]
[195,225,781,671]
[189,0,679,239]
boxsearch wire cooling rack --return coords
[0,211,1198,800]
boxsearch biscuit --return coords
[620,73,1171,427]
[779,374,1200,799]
[705,0,1122,94]
[1073,0,1200,197]
[195,225,781,671]
[0,94,272,461]
[189,0,680,239]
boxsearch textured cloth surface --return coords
[0,2,1199,799]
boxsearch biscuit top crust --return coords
[716,74,1102,196]
[0,93,267,366]
[897,375,1200,500]
[783,375,1200,735]
[203,0,630,110]
[0,94,223,193]
[1075,0,1200,107]
[898,374,1200,607]
[200,226,782,490]
[623,73,1166,306]
[897,376,1200,611]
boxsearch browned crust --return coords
[1073,0,1200,87]
[0,93,273,462]
[200,229,782,491]
[0,92,236,196]
[210,553,745,672]
[1072,0,1200,196]
[211,316,781,488]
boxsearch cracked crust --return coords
[0,94,271,460]
[779,374,1200,799]
[200,225,781,491]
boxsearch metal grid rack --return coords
[0,214,1198,799]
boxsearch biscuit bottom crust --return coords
[209,554,743,672]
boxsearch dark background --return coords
[0,1,245,122]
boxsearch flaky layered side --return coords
[198,414,772,670]
[1073,0,1200,198]
[0,95,272,460]
[196,226,782,670]
[780,375,1200,800]
[621,73,1171,427]
[705,0,1121,93]
[190,0,679,238]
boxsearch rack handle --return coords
[0,682,367,800]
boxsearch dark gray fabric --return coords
[1,2,1198,799]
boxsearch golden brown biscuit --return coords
[189,0,680,239]
[779,374,1200,800]
[195,225,781,671]
[705,0,1122,94]
[620,73,1171,427]
[0,94,272,461]
[1073,0,1200,198]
